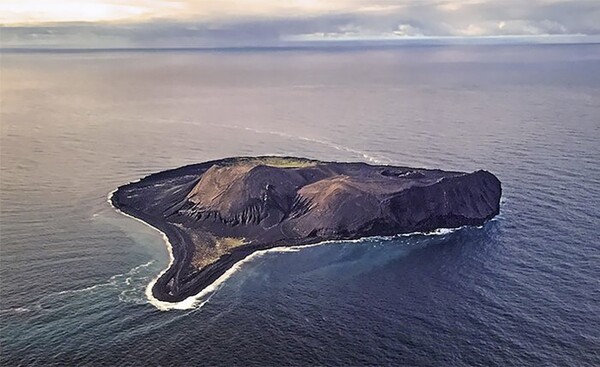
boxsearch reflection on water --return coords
[1,45,599,366]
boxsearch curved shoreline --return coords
[108,156,501,309]
[108,189,186,310]
[108,187,476,311]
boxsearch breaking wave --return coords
[1,260,155,315]
[109,180,471,311]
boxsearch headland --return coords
[111,156,502,303]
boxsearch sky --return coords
[1,0,599,48]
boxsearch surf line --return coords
[211,123,393,165]
[108,188,189,311]
[114,118,393,164]
[109,186,303,311]
[108,187,469,311]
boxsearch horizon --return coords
[2,35,599,52]
[2,3,600,366]
[1,0,599,48]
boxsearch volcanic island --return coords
[111,156,502,303]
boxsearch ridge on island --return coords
[111,156,502,303]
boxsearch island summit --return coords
[111,156,502,303]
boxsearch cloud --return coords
[0,0,187,24]
[456,19,569,37]
[1,0,599,48]
[394,24,425,38]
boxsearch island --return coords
[111,156,502,303]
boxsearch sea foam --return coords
[109,185,469,311]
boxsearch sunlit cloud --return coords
[0,0,187,24]
[1,0,598,48]
[0,0,406,24]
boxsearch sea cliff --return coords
[111,156,502,303]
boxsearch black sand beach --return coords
[111,156,501,303]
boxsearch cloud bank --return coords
[1,0,599,48]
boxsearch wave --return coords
[147,226,470,311]
[108,158,506,312]
[110,182,473,311]
[107,189,183,311]
[0,307,35,315]
[219,124,392,164]
[0,258,156,315]
[141,117,392,165]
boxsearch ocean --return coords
[1,44,599,366]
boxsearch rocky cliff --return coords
[112,156,501,302]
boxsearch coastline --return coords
[107,157,501,310]
[107,189,185,310]
[108,187,477,311]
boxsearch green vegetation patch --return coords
[236,156,320,168]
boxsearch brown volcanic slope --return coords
[112,156,502,302]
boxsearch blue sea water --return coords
[1,44,599,366]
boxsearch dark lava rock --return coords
[112,156,501,302]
